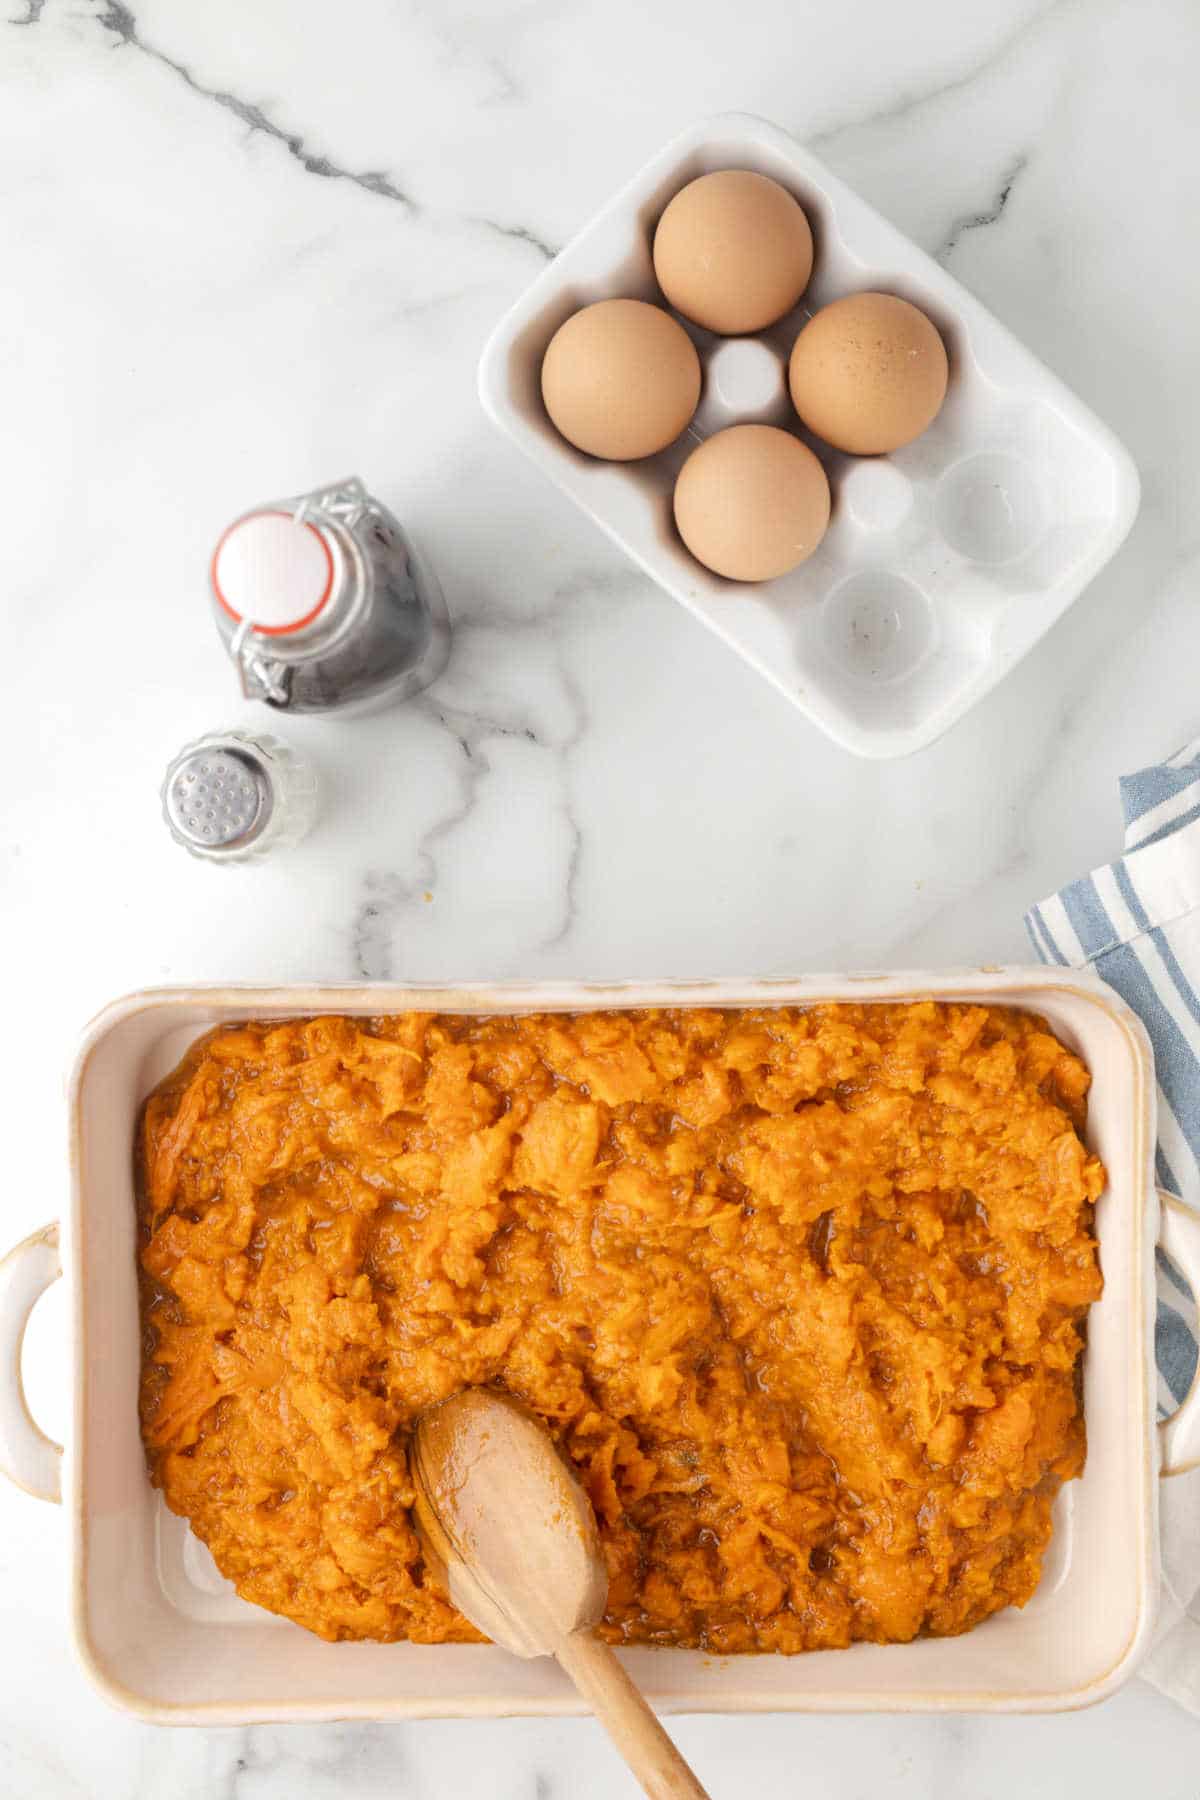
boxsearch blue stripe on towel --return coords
[1115,856,1200,1036]
[1113,859,1152,932]
[1157,1298,1199,1408]
[1121,763,1200,828]
[1120,739,1200,834]
[1061,877,1122,960]
[1159,1246,1193,1304]
[1158,1144,1182,1196]
[1026,903,1065,964]
[1134,797,1200,852]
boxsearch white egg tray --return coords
[478,113,1140,759]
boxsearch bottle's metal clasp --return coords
[297,475,371,532]
[230,619,292,706]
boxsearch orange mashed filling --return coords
[137,1004,1103,1652]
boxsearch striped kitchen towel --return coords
[1025,734,1200,1713]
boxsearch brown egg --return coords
[541,298,701,461]
[788,292,949,454]
[653,170,814,335]
[674,424,830,582]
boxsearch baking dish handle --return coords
[1158,1193,1200,1478]
[0,1223,62,1503]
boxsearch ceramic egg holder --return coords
[479,113,1140,759]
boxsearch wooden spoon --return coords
[412,1387,711,1800]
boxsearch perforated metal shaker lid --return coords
[162,739,274,856]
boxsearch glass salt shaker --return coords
[209,476,451,713]
[161,729,317,864]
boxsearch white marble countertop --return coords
[5,0,1200,1792]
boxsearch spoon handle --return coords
[555,1629,712,1800]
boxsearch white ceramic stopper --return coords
[212,511,334,634]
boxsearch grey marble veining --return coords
[4,0,1200,1791]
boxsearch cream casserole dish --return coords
[2,969,1198,1722]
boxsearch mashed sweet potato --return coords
[137,1004,1103,1651]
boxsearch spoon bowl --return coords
[412,1387,711,1800]
[412,1387,606,1657]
